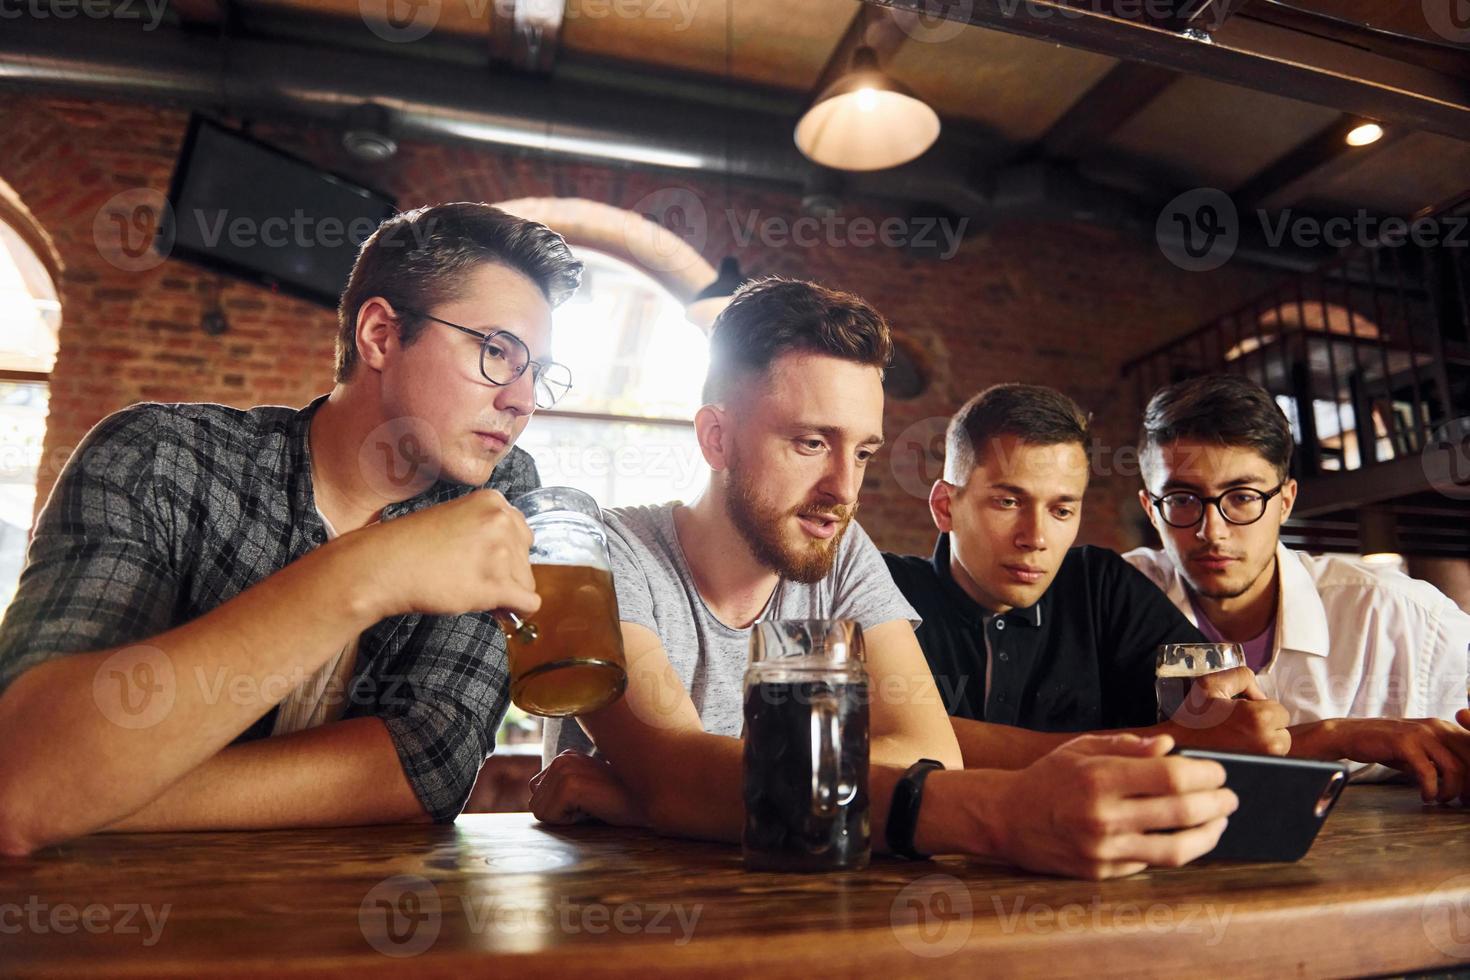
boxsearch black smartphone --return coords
[1174,749,1350,862]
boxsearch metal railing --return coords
[1123,192,1469,480]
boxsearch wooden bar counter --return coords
[3,786,1468,977]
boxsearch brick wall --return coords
[0,97,1280,557]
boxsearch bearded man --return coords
[529,278,1242,881]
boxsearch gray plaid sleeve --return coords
[375,445,543,821]
[0,407,180,695]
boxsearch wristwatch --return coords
[885,758,945,860]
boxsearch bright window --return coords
[498,248,709,751]
[0,219,59,616]
[514,247,709,509]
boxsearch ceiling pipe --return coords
[0,18,1330,271]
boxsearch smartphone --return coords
[1174,748,1350,862]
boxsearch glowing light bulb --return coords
[1345,122,1383,147]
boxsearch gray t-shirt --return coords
[542,502,920,762]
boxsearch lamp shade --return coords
[794,47,940,172]
[686,255,746,329]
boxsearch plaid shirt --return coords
[0,395,539,821]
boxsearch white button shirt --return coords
[1124,543,1470,780]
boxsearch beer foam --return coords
[1156,663,1210,678]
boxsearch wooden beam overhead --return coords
[807,4,915,101]
[1039,60,1178,161]
[1232,113,1409,210]
[864,0,1470,141]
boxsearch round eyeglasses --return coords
[398,307,572,410]
[1149,484,1284,528]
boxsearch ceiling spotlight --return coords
[1345,122,1384,147]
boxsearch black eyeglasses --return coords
[397,307,572,410]
[1150,484,1285,528]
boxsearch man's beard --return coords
[725,456,855,584]
[1187,549,1274,601]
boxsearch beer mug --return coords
[501,487,627,717]
[1155,642,1246,723]
[742,619,870,872]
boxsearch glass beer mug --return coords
[1155,641,1246,722]
[742,619,870,872]
[500,487,627,717]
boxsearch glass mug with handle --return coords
[742,619,870,873]
[1155,642,1247,723]
[496,486,627,717]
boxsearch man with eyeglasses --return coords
[529,284,1244,881]
[0,202,581,854]
[1126,374,1470,804]
[883,383,1291,771]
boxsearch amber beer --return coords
[507,562,626,716]
[503,486,627,717]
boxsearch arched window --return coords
[515,247,710,508]
[0,213,60,613]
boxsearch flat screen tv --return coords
[161,116,397,307]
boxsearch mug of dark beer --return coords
[742,619,870,872]
[500,486,627,717]
[1155,641,1246,723]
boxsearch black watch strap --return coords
[885,758,944,860]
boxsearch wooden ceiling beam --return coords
[1233,113,1409,210]
[807,3,915,101]
[1039,60,1178,161]
[864,0,1470,141]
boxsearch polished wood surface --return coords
[4,786,1468,978]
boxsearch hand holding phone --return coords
[1174,748,1349,862]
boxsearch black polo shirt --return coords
[884,535,1205,732]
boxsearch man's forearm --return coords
[950,717,1074,769]
[101,717,429,832]
[607,727,995,859]
[1285,720,1345,760]
[0,535,387,855]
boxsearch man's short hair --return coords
[1139,374,1294,480]
[944,384,1092,485]
[701,276,893,405]
[335,202,583,382]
